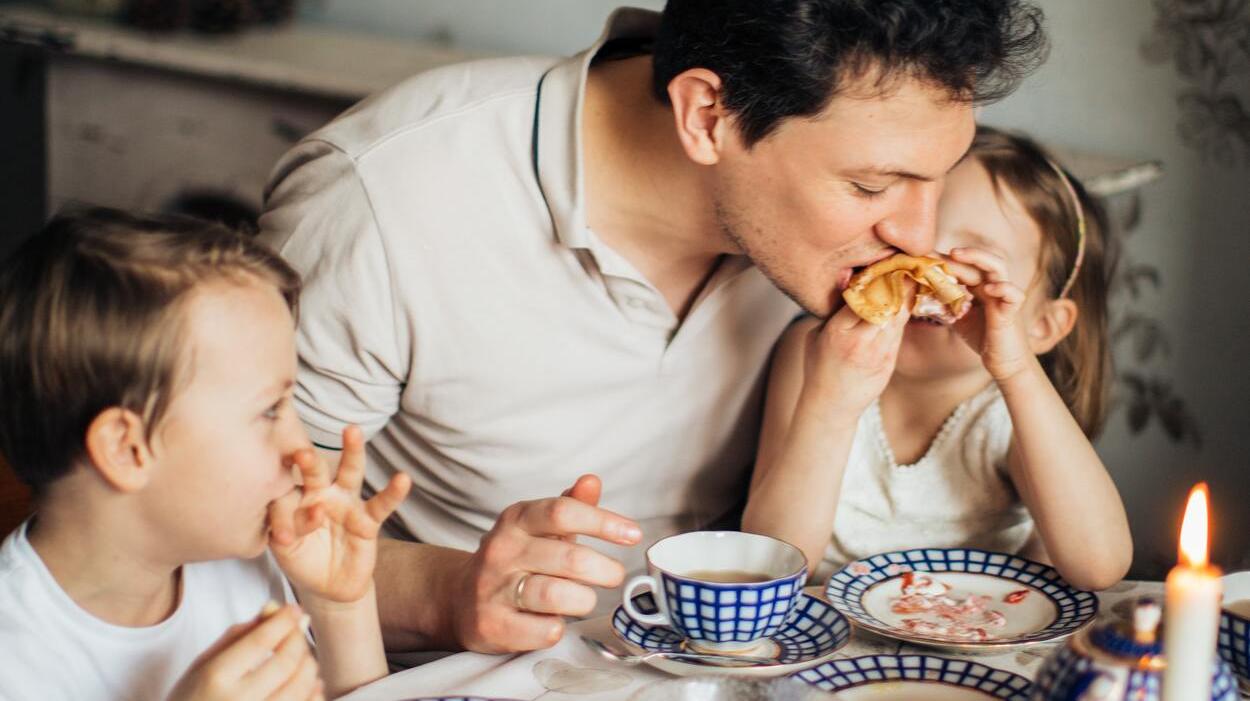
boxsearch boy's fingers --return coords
[293,449,332,492]
[292,502,325,539]
[267,492,300,547]
[335,425,367,492]
[363,473,411,526]
[266,656,322,701]
[211,605,303,679]
[243,619,314,696]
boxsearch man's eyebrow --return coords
[845,151,970,183]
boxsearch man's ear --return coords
[1028,297,1078,355]
[667,67,733,166]
[84,407,153,493]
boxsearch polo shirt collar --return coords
[532,7,661,250]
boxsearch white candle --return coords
[1162,482,1222,701]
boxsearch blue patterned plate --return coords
[612,591,850,677]
[825,548,1098,653]
[793,654,1032,700]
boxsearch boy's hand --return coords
[268,425,411,604]
[168,604,322,701]
[947,247,1034,381]
[801,302,909,424]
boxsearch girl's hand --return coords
[268,426,411,605]
[801,302,909,424]
[947,247,1034,381]
[167,604,323,701]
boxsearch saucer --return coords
[792,654,1033,700]
[825,548,1098,653]
[612,591,850,677]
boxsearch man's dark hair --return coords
[652,0,1048,146]
[0,207,300,496]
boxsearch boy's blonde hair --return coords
[969,126,1118,437]
[0,207,300,495]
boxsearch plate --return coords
[792,654,1032,700]
[825,548,1097,652]
[612,591,850,677]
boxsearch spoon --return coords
[580,635,776,667]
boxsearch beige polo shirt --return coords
[259,8,799,574]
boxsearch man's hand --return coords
[168,604,322,701]
[449,474,642,653]
[268,425,411,605]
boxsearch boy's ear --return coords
[84,407,153,493]
[1027,297,1078,355]
[667,67,732,166]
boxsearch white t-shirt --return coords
[0,520,293,701]
[817,384,1035,582]
[258,7,798,576]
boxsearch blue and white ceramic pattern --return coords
[826,548,1098,652]
[613,591,851,677]
[1031,623,1237,701]
[1218,571,1250,689]
[622,531,808,652]
[792,654,1033,700]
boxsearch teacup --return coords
[1219,571,1250,689]
[622,531,807,653]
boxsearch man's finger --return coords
[518,536,627,588]
[511,573,598,616]
[479,609,567,653]
[561,474,601,506]
[513,497,641,545]
[211,605,304,679]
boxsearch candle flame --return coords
[1179,482,1210,568]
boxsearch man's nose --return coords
[875,181,941,256]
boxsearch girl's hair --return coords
[0,206,301,496]
[968,125,1118,437]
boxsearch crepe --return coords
[842,254,971,325]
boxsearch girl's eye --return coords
[852,182,887,199]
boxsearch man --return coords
[259,0,1047,654]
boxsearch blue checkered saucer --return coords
[612,591,851,677]
[825,548,1098,653]
[792,654,1033,700]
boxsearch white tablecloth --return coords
[341,581,1163,701]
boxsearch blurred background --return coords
[0,0,1245,580]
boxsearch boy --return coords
[0,208,410,700]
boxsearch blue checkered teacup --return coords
[621,531,807,653]
[1220,571,1250,689]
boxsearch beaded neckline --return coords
[869,384,995,470]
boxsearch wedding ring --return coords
[513,572,532,611]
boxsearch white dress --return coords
[816,383,1035,583]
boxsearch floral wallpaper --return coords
[1142,0,1250,167]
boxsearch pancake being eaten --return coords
[842,254,971,325]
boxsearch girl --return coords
[742,126,1132,591]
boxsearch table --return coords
[341,580,1162,701]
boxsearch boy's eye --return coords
[262,399,284,420]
